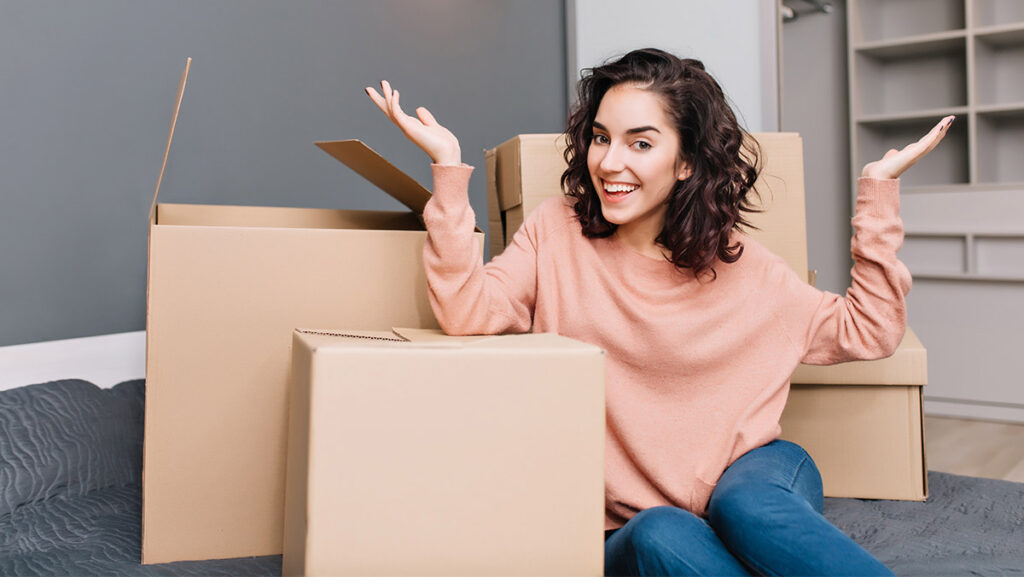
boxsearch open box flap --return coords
[150,58,191,225]
[316,140,433,215]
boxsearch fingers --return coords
[388,89,417,132]
[417,106,439,126]
[922,115,954,153]
[902,115,954,159]
[390,88,403,115]
[365,86,389,116]
[365,80,419,132]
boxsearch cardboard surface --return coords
[485,134,568,258]
[783,328,928,500]
[143,61,482,564]
[485,132,928,502]
[781,384,926,500]
[283,329,606,576]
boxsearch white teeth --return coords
[605,183,638,193]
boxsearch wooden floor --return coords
[925,416,1024,483]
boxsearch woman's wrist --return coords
[433,146,462,166]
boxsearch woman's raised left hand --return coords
[861,115,954,180]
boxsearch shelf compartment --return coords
[976,108,1024,184]
[900,234,966,275]
[858,106,967,125]
[974,27,1024,105]
[856,0,965,43]
[854,38,967,116]
[973,0,1024,28]
[857,116,969,187]
[855,32,966,59]
[976,235,1024,278]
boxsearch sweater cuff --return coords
[430,163,475,204]
[855,177,900,219]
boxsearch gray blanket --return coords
[1,379,1022,576]
[0,380,279,576]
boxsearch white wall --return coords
[566,0,779,131]
[0,332,145,391]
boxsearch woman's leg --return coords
[707,440,894,576]
[604,506,752,577]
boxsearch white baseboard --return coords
[925,397,1024,425]
[0,331,146,392]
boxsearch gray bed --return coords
[1,379,1022,576]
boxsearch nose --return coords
[598,143,626,174]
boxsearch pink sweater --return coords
[422,164,911,529]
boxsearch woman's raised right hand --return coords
[365,80,462,166]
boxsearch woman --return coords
[366,48,950,576]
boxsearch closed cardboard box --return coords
[143,60,482,563]
[485,132,927,501]
[785,329,928,501]
[283,328,606,577]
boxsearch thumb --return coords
[883,148,900,160]
[417,106,439,126]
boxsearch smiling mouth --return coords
[603,181,638,200]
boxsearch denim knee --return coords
[622,506,703,552]
[606,506,735,577]
[708,471,821,535]
[712,440,824,515]
[612,507,710,565]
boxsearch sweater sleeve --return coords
[421,163,538,335]
[779,177,913,364]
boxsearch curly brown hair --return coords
[561,48,762,280]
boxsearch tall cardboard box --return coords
[485,132,928,501]
[283,328,606,577]
[143,60,482,563]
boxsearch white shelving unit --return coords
[849,0,1024,263]
[848,0,1024,423]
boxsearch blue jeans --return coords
[604,440,894,576]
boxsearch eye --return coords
[592,134,610,145]
[633,140,652,151]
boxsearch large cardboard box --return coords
[785,330,928,500]
[485,132,927,501]
[283,328,606,577]
[143,60,482,563]
[485,134,570,259]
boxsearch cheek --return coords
[586,148,600,176]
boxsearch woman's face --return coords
[587,84,691,238]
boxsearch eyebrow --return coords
[592,121,661,135]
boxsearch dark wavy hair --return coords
[561,48,762,280]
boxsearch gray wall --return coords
[780,0,852,295]
[0,0,566,347]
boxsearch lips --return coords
[602,181,638,203]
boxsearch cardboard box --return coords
[485,134,569,259]
[485,132,927,501]
[283,328,606,577]
[784,329,928,500]
[143,60,483,563]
